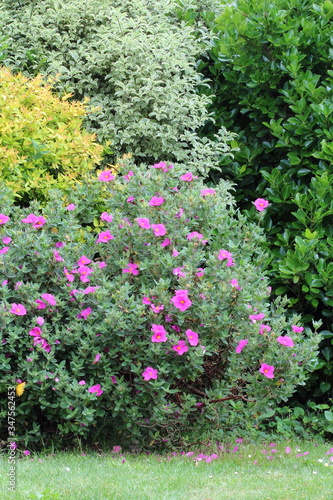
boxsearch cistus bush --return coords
[0,161,320,449]
[176,0,333,401]
[0,0,236,173]
[0,66,104,204]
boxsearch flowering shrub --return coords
[0,161,320,448]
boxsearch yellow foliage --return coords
[0,67,104,202]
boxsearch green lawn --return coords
[1,441,333,500]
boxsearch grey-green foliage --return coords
[0,0,236,173]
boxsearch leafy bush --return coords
[0,66,103,203]
[262,401,333,439]
[177,0,333,401]
[0,0,236,173]
[0,161,320,449]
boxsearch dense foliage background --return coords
[175,0,333,404]
[0,0,235,173]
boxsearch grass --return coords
[1,440,333,500]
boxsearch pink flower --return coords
[149,196,165,206]
[64,268,75,282]
[151,304,164,313]
[0,214,10,224]
[296,452,309,457]
[151,161,173,172]
[127,196,135,203]
[276,335,294,347]
[10,303,26,316]
[186,329,199,346]
[142,367,158,381]
[285,447,291,454]
[180,172,196,182]
[230,279,241,290]
[77,307,92,319]
[78,265,94,282]
[79,380,86,385]
[201,188,216,196]
[173,267,186,278]
[77,255,91,266]
[122,218,132,228]
[66,203,76,211]
[29,327,42,337]
[32,216,47,229]
[292,325,304,333]
[112,445,122,453]
[151,161,167,169]
[259,324,271,335]
[218,249,230,258]
[187,231,203,240]
[196,268,205,277]
[171,290,192,311]
[235,339,248,353]
[93,354,101,364]
[35,300,46,310]
[151,224,167,236]
[36,317,44,326]
[175,208,184,218]
[98,170,115,182]
[122,262,139,275]
[2,236,11,244]
[172,340,189,355]
[259,363,275,379]
[55,241,65,248]
[136,218,151,229]
[96,230,114,243]
[254,198,269,212]
[98,261,107,269]
[83,286,98,294]
[249,313,265,323]
[142,296,151,305]
[23,450,30,456]
[123,170,134,181]
[88,384,103,396]
[172,249,179,257]
[22,213,38,224]
[151,324,168,342]
[38,340,51,352]
[53,249,64,262]
[0,246,9,254]
[161,238,171,247]
[100,212,113,222]
[41,293,57,305]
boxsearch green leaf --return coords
[320,382,331,393]
[324,410,333,422]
